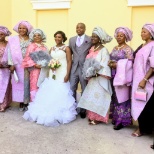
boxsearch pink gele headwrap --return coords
[143,23,154,39]
[114,27,133,42]
[0,26,11,36]
[13,20,33,34]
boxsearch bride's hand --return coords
[64,75,69,82]
[51,68,56,72]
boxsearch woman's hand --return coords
[108,60,117,69]
[64,75,69,82]
[34,64,41,69]
[138,79,146,89]
[9,66,15,73]
[108,60,112,67]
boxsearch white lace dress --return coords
[23,45,77,127]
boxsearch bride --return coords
[23,31,77,127]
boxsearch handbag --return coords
[134,88,147,101]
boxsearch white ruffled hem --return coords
[23,78,77,127]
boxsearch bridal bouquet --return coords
[30,50,52,67]
[82,58,101,80]
[48,59,61,80]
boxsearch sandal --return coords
[24,104,28,111]
[114,124,124,130]
[131,128,142,137]
[19,107,24,112]
[0,108,5,112]
[89,120,100,125]
[131,132,142,137]
[88,119,92,124]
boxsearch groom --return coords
[69,23,92,118]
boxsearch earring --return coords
[150,36,153,39]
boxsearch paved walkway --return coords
[0,104,153,154]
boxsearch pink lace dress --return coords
[22,43,47,101]
[0,47,12,110]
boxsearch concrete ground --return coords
[0,103,153,154]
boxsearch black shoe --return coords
[112,121,115,125]
[113,124,124,130]
[80,112,86,118]
[80,109,86,119]
[19,103,24,112]
[151,145,154,149]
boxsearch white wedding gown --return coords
[23,45,77,127]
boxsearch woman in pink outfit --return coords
[22,29,47,102]
[109,27,133,130]
[3,21,33,111]
[0,26,12,112]
[132,23,154,137]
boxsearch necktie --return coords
[76,37,81,47]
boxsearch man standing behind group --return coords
[69,23,91,118]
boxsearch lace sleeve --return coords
[124,47,134,59]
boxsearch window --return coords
[128,0,154,6]
[30,0,72,10]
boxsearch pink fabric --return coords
[0,80,12,110]
[86,46,100,59]
[13,21,33,34]
[0,46,11,103]
[1,45,8,64]
[114,27,133,42]
[0,26,11,36]
[143,23,154,38]
[114,59,133,86]
[22,43,47,101]
[132,41,154,121]
[8,36,23,65]
[87,110,108,123]
[30,90,37,102]
[149,56,154,67]
[113,59,133,103]
[8,36,24,102]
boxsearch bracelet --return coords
[143,78,148,82]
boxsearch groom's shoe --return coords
[80,109,86,119]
